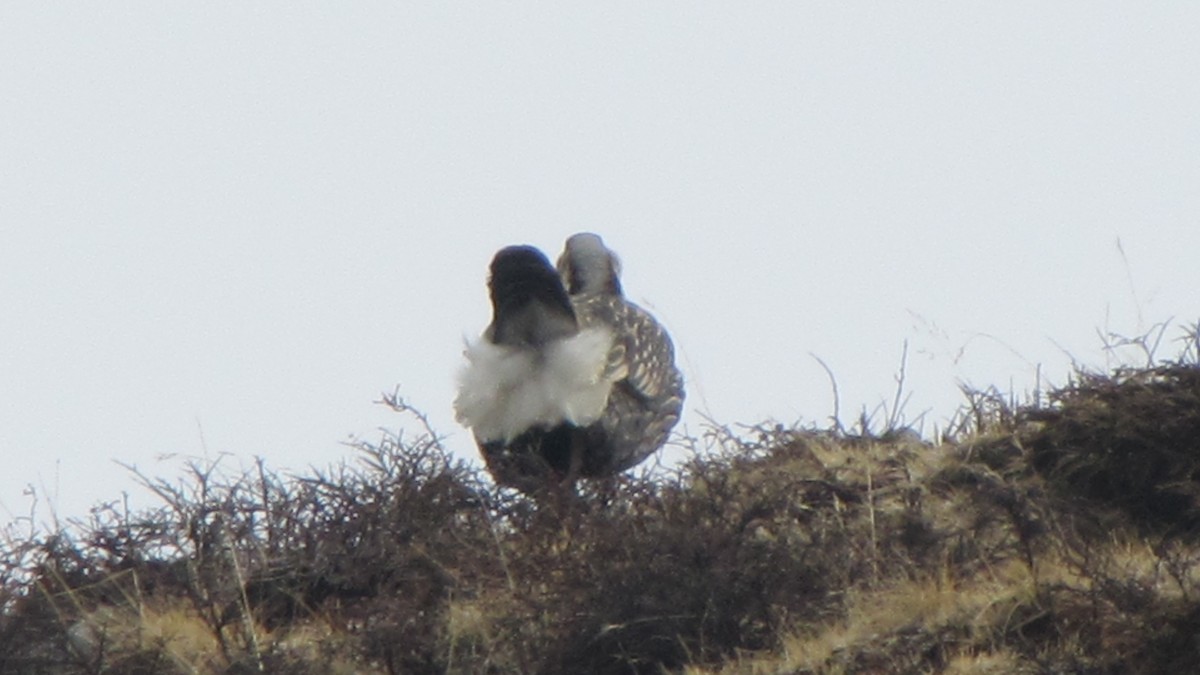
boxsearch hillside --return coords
[4,348,1200,673]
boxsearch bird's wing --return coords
[575,294,682,406]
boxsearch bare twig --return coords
[809,353,845,434]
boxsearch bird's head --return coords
[557,232,623,296]
[487,245,578,347]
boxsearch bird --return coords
[454,233,684,495]
[555,233,685,474]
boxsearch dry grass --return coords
[3,343,1200,674]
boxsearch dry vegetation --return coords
[4,327,1200,674]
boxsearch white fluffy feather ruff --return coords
[454,327,615,443]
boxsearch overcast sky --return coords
[3,4,1198,527]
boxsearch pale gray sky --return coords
[3,4,1198,525]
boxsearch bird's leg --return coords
[564,432,584,487]
[545,433,586,541]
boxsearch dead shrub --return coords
[1022,364,1200,536]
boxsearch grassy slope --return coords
[4,363,1200,674]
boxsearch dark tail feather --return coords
[487,246,578,346]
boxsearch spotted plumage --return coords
[454,234,684,494]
